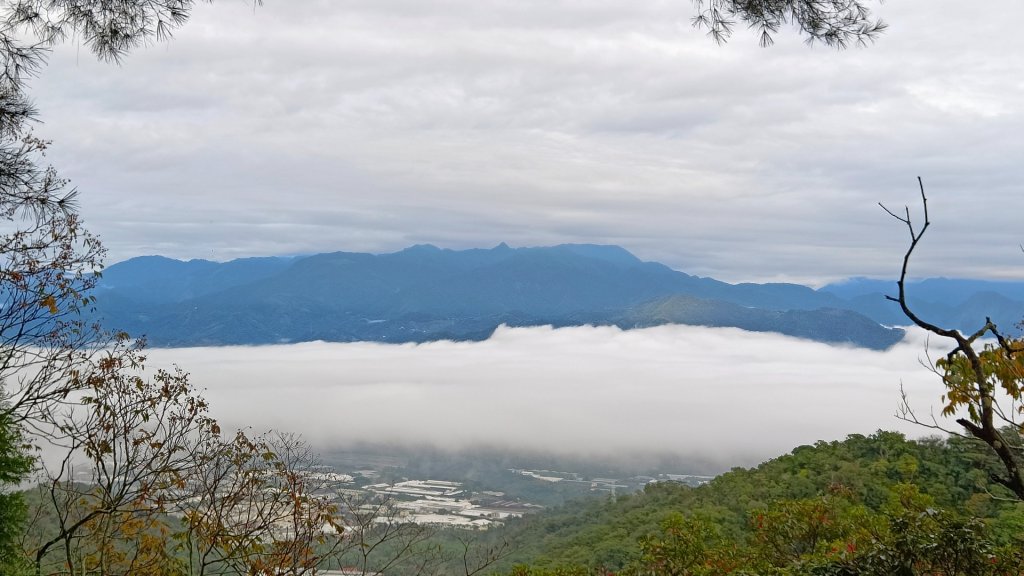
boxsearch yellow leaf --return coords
[40,294,58,314]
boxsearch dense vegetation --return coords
[484,431,1024,575]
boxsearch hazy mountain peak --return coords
[551,243,643,266]
[400,243,443,253]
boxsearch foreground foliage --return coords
[0,1,356,573]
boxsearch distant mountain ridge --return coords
[818,277,1024,330]
[89,244,1023,350]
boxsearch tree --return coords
[1,4,104,567]
[20,343,222,575]
[0,409,32,574]
[0,0,269,570]
[173,430,343,576]
[634,512,731,576]
[884,178,1024,501]
[690,0,886,47]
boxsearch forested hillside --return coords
[483,432,1024,575]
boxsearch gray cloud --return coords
[144,325,954,469]
[28,0,1024,284]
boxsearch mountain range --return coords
[89,243,1024,350]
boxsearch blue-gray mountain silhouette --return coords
[91,244,1021,349]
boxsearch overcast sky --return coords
[30,0,1024,285]
[146,325,951,470]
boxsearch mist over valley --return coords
[144,323,949,472]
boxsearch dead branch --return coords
[883,178,1024,499]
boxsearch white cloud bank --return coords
[145,324,953,469]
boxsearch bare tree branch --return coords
[883,178,1024,500]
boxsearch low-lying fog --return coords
[146,324,953,471]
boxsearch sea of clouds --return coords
[145,324,954,469]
